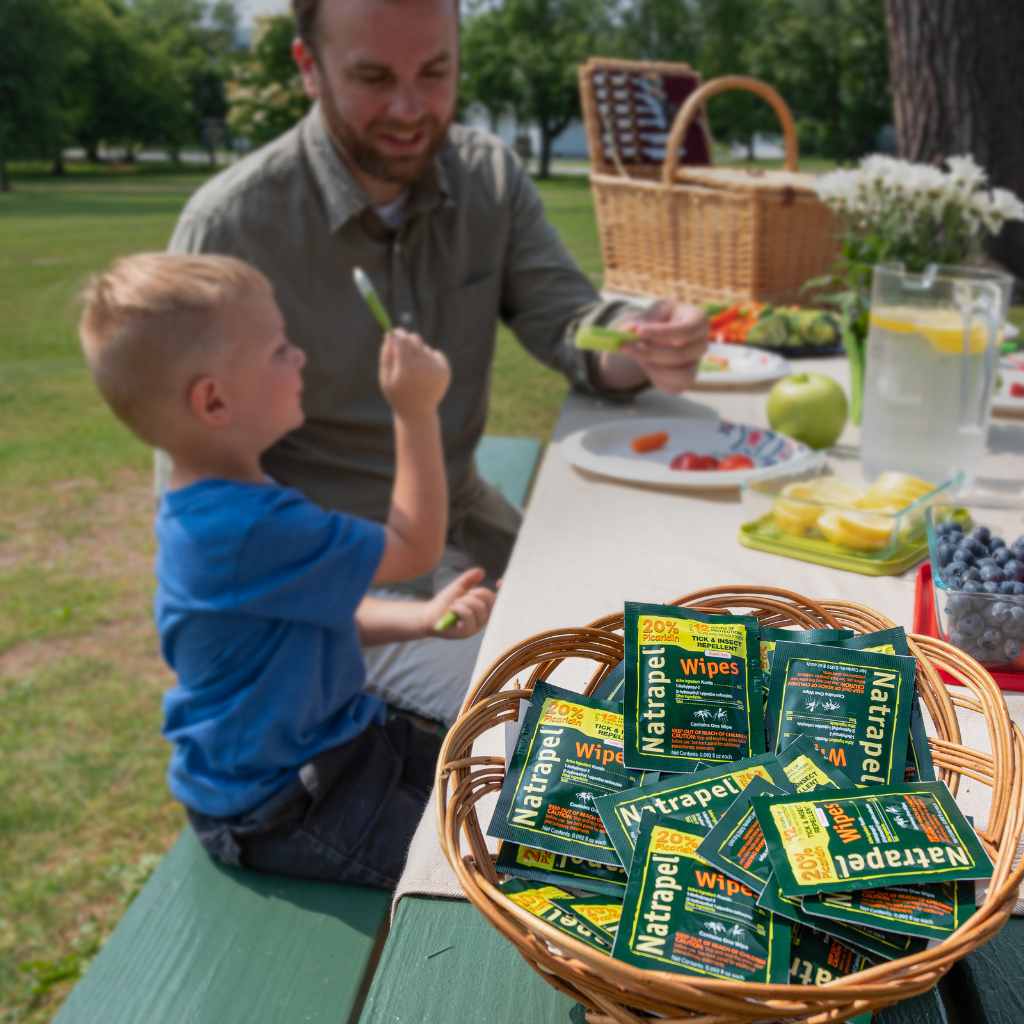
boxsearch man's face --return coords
[298,0,458,197]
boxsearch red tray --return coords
[913,562,1024,692]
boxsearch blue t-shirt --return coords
[155,479,387,817]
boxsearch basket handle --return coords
[661,74,799,185]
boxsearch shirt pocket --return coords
[436,271,501,381]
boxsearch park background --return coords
[2,1,1023,1021]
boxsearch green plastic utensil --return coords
[353,267,392,332]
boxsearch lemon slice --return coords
[817,509,894,551]
[782,478,865,506]
[869,307,989,355]
[773,498,821,535]
[857,470,935,511]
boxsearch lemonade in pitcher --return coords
[860,265,1006,486]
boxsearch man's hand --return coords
[421,568,496,640]
[595,300,709,394]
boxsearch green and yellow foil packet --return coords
[789,925,872,1024]
[499,878,612,953]
[612,818,791,982]
[548,892,623,942]
[489,682,643,866]
[623,602,764,772]
[593,753,791,869]
[753,781,994,899]
[802,879,975,940]
[495,842,626,897]
[766,642,915,785]
[757,874,926,962]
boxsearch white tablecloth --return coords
[396,356,1024,912]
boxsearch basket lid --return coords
[674,165,821,194]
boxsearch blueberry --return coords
[977,557,998,568]
[1000,580,1019,594]
[988,601,1013,624]
[1014,582,1024,596]
[983,581,1002,594]
[1004,559,1023,581]
[1006,606,1024,637]
[937,542,955,566]
[962,580,984,593]
[946,559,970,578]
[964,567,982,582]
[1003,638,1022,662]
[970,525,991,543]
[956,544,978,563]
[980,565,1005,583]
[959,612,984,637]
[994,547,1013,566]
[990,536,1007,550]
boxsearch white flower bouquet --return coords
[810,153,1024,421]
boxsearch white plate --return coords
[560,416,823,490]
[993,367,1024,417]
[695,342,789,387]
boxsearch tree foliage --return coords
[226,15,311,150]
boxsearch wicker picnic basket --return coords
[579,65,840,306]
[436,585,1024,1024]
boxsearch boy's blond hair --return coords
[79,252,270,446]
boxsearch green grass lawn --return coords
[0,163,593,1023]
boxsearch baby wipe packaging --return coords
[612,817,791,982]
[489,682,643,866]
[623,602,764,772]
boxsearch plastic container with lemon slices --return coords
[739,466,959,575]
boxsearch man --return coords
[165,0,708,723]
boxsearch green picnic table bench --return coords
[53,435,543,1024]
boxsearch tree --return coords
[227,15,311,149]
[886,0,1024,279]
[0,0,71,190]
[461,0,615,178]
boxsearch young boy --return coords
[79,252,495,888]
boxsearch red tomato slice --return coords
[718,454,755,470]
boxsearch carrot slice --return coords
[630,430,669,453]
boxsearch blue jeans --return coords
[187,711,442,890]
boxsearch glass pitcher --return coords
[860,263,1008,487]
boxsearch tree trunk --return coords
[538,130,553,180]
[52,150,65,176]
[886,0,1024,281]
[0,158,9,193]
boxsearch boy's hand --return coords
[379,328,451,418]
[422,568,495,640]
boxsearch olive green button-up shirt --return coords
[169,106,635,525]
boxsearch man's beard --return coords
[321,92,450,187]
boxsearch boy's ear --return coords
[188,375,231,427]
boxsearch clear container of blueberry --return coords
[927,503,1024,668]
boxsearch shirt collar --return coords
[303,103,453,234]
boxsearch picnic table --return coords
[366,352,1024,1024]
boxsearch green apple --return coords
[766,372,848,449]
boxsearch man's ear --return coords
[292,38,322,100]
[188,375,230,427]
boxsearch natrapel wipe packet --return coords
[756,874,926,962]
[499,878,612,954]
[753,781,995,898]
[759,627,854,679]
[593,753,790,869]
[802,879,976,941]
[789,925,872,1024]
[612,817,791,982]
[623,602,764,773]
[547,892,623,943]
[591,659,625,703]
[489,682,644,866]
[495,842,627,897]
[766,642,915,786]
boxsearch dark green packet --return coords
[696,737,855,893]
[695,777,787,893]
[753,781,995,898]
[757,874,926,962]
[766,642,915,786]
[802,879,976,941]
[495,842,626,897]
[489,682,643,866]
[612,817,791,982]
[590,659,625,702]
[623,602,764,773]
[789,924,872,1024]
[547,892,623,942]
[829,629,935,783]
[499,878,612,953]
[593,753,793,869]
